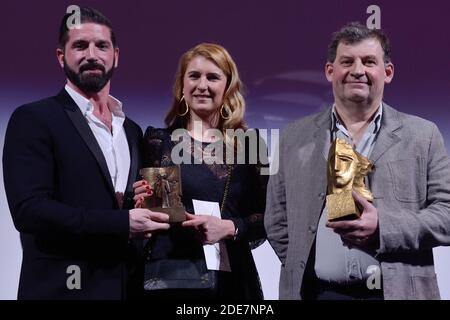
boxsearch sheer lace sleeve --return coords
[230,129,269,249]
[142,126,165,167]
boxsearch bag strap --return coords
[220,128,259,213]
[220,164,233,213]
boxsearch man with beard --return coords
[265,23,450,300]
[2,7,169,300]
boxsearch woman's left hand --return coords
[182,213,235,244]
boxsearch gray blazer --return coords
[265,104,450,300]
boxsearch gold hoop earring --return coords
[220,104,231,120]
[177,95,189,117]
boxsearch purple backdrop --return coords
[1,0,449,139]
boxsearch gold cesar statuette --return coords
[326,138,374,221]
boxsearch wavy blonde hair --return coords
[165,43,247,137]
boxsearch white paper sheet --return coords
[192,199,231,272]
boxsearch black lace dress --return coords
[141,126,268,300]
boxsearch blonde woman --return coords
[134,43,268,299]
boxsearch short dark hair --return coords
[58,6,117,49]
[327,22,391,63]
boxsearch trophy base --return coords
[326,190,361,221]
[150,207,186,223]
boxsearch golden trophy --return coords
[139,166,186,222]
[326,138,374,221]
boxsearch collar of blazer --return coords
[55,88,139,207]
[369,103,402,164]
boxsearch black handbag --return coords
[144,256,217,290]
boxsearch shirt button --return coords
[308,225,317,234]
[300,261,306,269]
[318,192,326,199]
